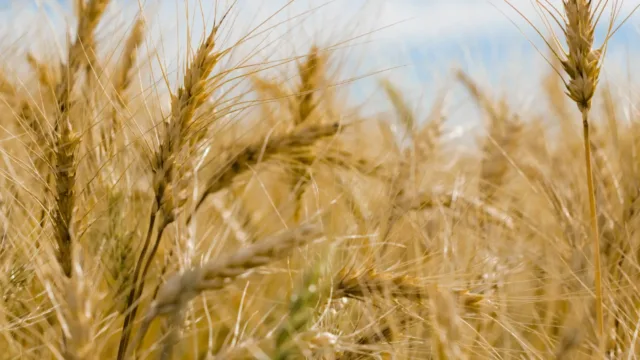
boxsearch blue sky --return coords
[1,0,639,138]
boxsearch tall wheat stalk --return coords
[556,0,606,343]
[506,0,633,350]
[116,14,228,358]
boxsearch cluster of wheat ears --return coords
[1,0,640,359]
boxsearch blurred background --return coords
[1,0,638,144]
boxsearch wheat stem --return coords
[582,108,604,343]
[116,206,158,360]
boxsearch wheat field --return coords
[1,0,640,359]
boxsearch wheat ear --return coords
[116,16,228,357]
[126,223,323,359]
[192,122,340,218]
[26,53,57,93]
[52,0,110,277]
[295,45,321,126]
[108,15,145,151]
[335,269,484,313]
[290,46,324,221]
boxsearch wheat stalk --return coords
[116,15,227,358]
[548,0,605,343]
[506,1,627,345]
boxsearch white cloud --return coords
[0,0,638,136]
[371,0,640,43]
